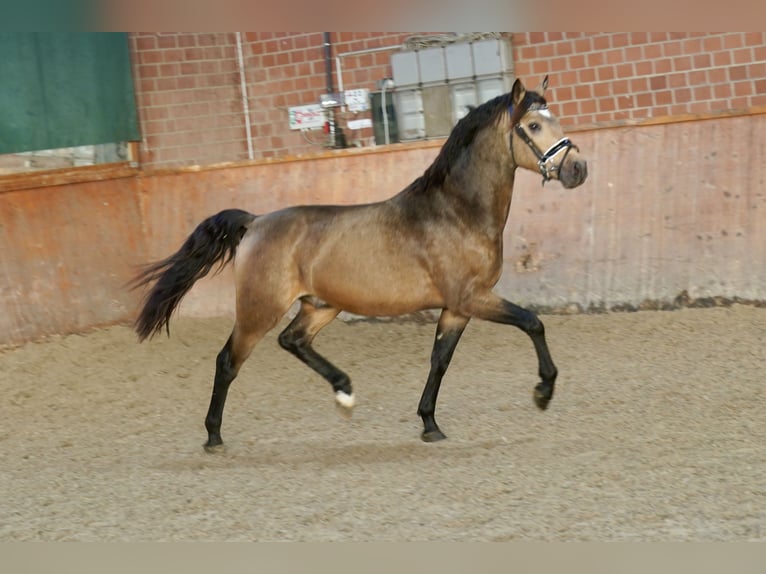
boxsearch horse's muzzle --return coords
[559,157,588,189]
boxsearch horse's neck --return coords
[442,162,516,239]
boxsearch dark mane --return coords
[409,89,547,193]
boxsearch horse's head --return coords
[509,76,588,189]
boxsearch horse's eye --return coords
[528,122,541,132]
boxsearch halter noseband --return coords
[509,104,579,185]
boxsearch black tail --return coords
[130,208,257,341]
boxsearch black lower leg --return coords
[479,299,557,410]
[278,328,352,396]
[204,336,238,448]
[417,312,468,442]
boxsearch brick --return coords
[635,61,653,76]
[611,33,629,48]
[136,36,157,51]
[574,38,592,53]
[690,101,710,114]
[688,70,707,85]
[549,57,567,72]
[694,85,713,102]
[593,35,610,50]
[178,77,197,90]
[597,66,615,81]
[559,71,579,87]
[617,94,634,109]
[632,108,650,119]
[734,81,753,96]
[636,92,653,107]
[733,48,754,65]
[708,67,728,84]
[159,63,179,77]
[568,54,586,68]
[178,35,197,48]
[140,50,163,65]
[682,38,702,53]
[555,41,573,56]
[140,64,160,79]
[630,77,648,92]
[668,73,687,88]
[616,63,633,78]
[654,59,672,74]
[538,43,554,58]
[663,42,682,57]
[157,77,178,91]
[674,88,692,103]
[745,31,765,46]
[157,34,177,49]
[693,53,712,69]
[703,35,722,52]
[644,44,662,59]
[713,51,732,66]
[579,99,597,114]
[184,47,204,61]
[723,33,744,49]
[593,81,610,97]
[655,90,673,105]
[650,75,666,90]
[562,101,578,116]
[532,60,549,75]
[625,46,642,61]
[612,80,629,95]
[729,65,748,81]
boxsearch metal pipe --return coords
[335,44,402,112]
[322,32,334,94]
[235,32,254,160]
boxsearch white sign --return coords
[347,118,373,130]
[344,89,370,112]
[288,104,325,130]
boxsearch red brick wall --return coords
[130,32,766,169]
[514,32,766,126]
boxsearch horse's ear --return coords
[511,77,526,107]
[533,75,549,96]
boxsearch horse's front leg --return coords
[468,293,557,410]
[417,309,470,442]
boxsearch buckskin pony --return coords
[131,76,588,448]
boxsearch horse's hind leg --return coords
[277,298,354,413]
[204,317,278,450]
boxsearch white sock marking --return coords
[335,390,355,409]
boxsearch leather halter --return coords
[510,104,578,185]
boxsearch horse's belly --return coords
[311,265,444,317]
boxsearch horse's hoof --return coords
[421,429,447,443]
[204,436,224,452]
[334,391,355,419]
[533,384,551,410]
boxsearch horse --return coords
[131,75,588,449]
